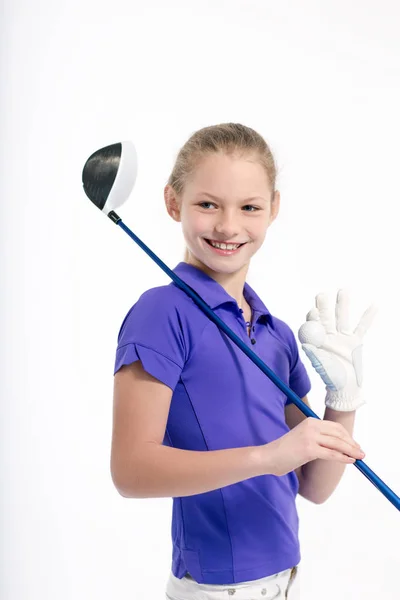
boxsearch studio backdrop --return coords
[1,1,399,599]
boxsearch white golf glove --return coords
[298,290,378,411]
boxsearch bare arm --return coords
[116,441,267,498]
[110,361,269,499]
[111,365,362,500]
[285,396,362,504]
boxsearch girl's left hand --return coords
[298,289,378,412]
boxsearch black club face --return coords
[82,141,137,214]
[82,143,122,210]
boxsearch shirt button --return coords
[239,308,243,313]
[251,338,256,345]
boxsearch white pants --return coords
[165,565,300,600]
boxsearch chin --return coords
[198,255,249,275]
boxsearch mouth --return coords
[204,238,247,255]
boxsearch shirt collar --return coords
[171,262,271,324]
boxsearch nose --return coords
[214,210,240,238]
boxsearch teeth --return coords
[209,241,241,250]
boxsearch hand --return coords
[298,289,378,411]
[266,417,365,477]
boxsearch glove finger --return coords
[336,289,351,333]
[306,308,320,321]
[316,292,336,333]
[353,303,379,339]
[298,320,326,346]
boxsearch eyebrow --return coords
[196,192,267,203]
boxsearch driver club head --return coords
[82,140,138,214]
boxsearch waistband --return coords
[169,565,298,592]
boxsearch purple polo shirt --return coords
[114,261,311,585]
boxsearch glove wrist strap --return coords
[325,388,365,412]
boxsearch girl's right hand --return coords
[264,417,364,477]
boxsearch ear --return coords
[269,190,280,223]
[164,185,182,222]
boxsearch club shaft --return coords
[110,211,400,512]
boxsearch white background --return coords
[1,1,400,598]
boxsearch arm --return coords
[111,362,363,499]
[289,289,376,503]
[111,360,272,499]
[285,396,361,504]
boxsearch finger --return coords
[316,292,336,333]
[320,430,363,453]
[335,289,351,333]
[317,419,362,448]
[306,308,320,321]
[298,321,326,346]
[353,303,379,339]
[318,435,365,460]
[317,448,357,464]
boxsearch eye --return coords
[198,202,260,212]
[243,205,260,212]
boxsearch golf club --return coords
[82,140,400,512]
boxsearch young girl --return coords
[111,123,370,599]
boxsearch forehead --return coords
[186,152,271,195]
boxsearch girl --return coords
[111,123,371,599]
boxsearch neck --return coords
[186,256,250,307]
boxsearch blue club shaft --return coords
[110,211,400,512]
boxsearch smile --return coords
[204,239,247,255]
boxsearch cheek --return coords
[251,221,270,243]
[182,213,210,236]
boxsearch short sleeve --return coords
[113,287,186,391]
[286,326,312,405]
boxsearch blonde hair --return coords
[166,123,278,262]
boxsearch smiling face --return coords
[165,151,280,278]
